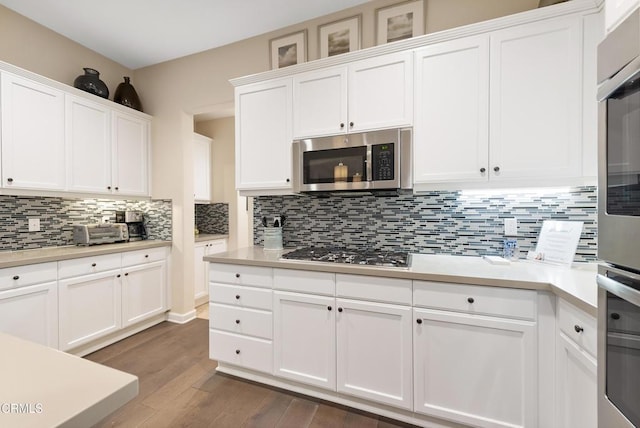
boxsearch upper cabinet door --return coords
[1,72,66,190]
[293,67,347,138]
[414,35,490,186]
[235,78,293,194]
[194,133,212,203]
[66,95,112,194]
[348,52,413,133]
[489,17,582,182]
[112,110,150,196]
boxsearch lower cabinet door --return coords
[556,332,597,428]
[414,308,537,428]
[58,270,121,351]
[122,261,166,327]
[336,298,413,410]
[273,290,336,389]
[0,282,58,348]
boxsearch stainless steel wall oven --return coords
[597,8,640,428]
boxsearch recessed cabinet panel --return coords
[489,17,582,182]
[112,111,150,196]
[293,67,346,138]
[66,95,112,194]
[414,35,490,185]
[121,261,166,327]
[0,281,58,348]
[1,72,65,190]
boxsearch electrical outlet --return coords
[273,216,281,227]
[504,218,517,236]
[28,218,40,232]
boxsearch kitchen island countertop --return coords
[204,246,599,316]
[0,332,137,428]
[0,240,172,269]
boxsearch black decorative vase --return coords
[114,76,143,112]
[73,67,109,99]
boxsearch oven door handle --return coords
[597,274,640,307]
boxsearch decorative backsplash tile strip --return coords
[0,196,172,251]
[195,203,229,234]
[253,186,598,262]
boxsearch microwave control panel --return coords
[372,143,395,181]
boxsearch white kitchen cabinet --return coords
[235,78,293,195]
[336,298,412,410]
[273,290,336,389]
[194,238,227,303]
[489,16,582,184]
[121,260,166,328]
[0,262,58,348]
[605,0,639,33]
[555,299,597,428]
[194,133,213,202]
[1,72,65,190]
[292,52,413,139]
[413,281,537,428]
[112,111,150,196]
[65,95,112,194]
[414,35,490,186]
[58,269,122,352]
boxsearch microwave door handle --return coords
[597,274,640,307]
[366,146,372,182]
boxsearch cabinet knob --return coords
[145,254,149,258]
[107,186,111,190]
[467,297,475,304]
[7,178,13,183]
[235,273,240,278]
[416,319,423,324]
[340,123,345,129]
[574,325,584,333]
[611,313,621,320]
[493,166,500,172]
[235,319,240,324]
[349,122,354,128]
[12,275,19,280]
[286,178,290,183]
[338,307,343,313]
[91,263,97,267]
[235,294,240,300]
[115,187,119,191]
[480,168,486,173]
[327,306,332,311]
[117,274,121,278]
[125,272,129,276]
[235,349,241,355]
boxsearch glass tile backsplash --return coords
[0,196,172,251]
[254,186,598,262]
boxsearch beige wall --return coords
[0,0,539,316]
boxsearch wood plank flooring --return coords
[86,319,418,428]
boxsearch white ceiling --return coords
[0,0,371,69]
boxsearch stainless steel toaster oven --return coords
[72,223,129,246]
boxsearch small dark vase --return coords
[73,67,109,99]
[114,76,143,112]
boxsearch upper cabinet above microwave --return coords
[292,52,413,139]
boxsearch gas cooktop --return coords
[281,247,410,268]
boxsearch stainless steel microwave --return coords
[291,128,412,193]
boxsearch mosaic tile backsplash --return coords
[195,203,229,234]
[254,186,598,262]
[0,196,172,251]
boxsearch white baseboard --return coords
[167,309,197,324]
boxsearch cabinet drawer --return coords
[209,329,272,374]
[121,247,167,267]
[274,268,335,295]
[0,262,57,291]
[58,254,121,279]
[210,283,272,310]
[207,240,227,254]
[336,274,411,305]
[558,298,597,357]
[414,281,536,320]
[210,263,272,288]
[209,304,272,339]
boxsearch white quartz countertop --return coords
[0,240,172,269]
[204,247,599,316]
[0,332,137,428]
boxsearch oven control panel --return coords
[372,143,395,181]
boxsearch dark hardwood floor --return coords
[86,319,417,428]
